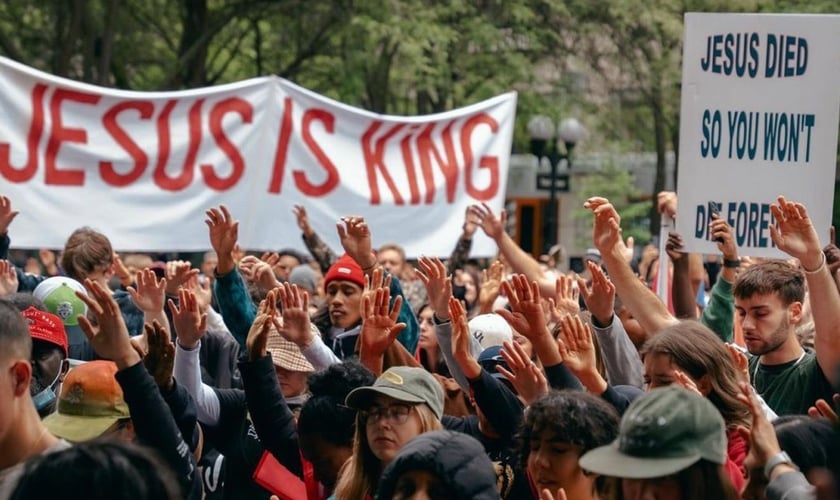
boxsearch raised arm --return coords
[579,260,643,388]
[584,197,677,339]
[127,268,169,334]
[295,204,337,274]
[470,203,556,299]
[357,271,406,376]
[446,206,479,274]
[338,215,418,354]
[771,196,840,387]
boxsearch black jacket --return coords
[376,430,499,500]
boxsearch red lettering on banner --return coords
[45,88,100,186]
[362,121,406,205]
[153,100,176,189]
[399,125,422,205]
[100,101,154,187]
[0,84,47,183]
[202,97,252,191]
[416,121,458,204]
[154,99,203,191]
[268,97,294,194]
[461,113,499,201]
[295,108,339,196]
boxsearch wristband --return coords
[723,258,740,269]
[802,253,826,274]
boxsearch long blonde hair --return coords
[333,403,442,499]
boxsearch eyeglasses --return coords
[362,403,414,425]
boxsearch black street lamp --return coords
[527,116,585,253]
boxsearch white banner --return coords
[676,13,840,257]
[0,57,516,258]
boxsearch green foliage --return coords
[573,160,653,247]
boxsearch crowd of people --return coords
[0,192,838,500]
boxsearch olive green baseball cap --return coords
[579,386,727,479]
[345,366,444,419]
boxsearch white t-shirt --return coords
[0,439,71,500]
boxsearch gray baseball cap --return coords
[579,386,727,479]
[345,366,444,420]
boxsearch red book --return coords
[253,451,307,500]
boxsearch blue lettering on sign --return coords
[700,32,760,77]
[696,202,776,248]
[763,113,815,162]
[701,109,722,158]
[765,34,808,78]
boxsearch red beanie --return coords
[324,254,366,291]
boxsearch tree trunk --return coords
[650,78,667,237]
[97,0,118,85]
[177,0,209,88]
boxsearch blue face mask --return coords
[31,362,65,413]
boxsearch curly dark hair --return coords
[11,440,181,500]
[518,390,619,467]
[298,360,375,447]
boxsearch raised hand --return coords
[583,197,625,257]
[143,321,175,390]
[415,256,452,320]
[246,289,281,362]
[657,191,678,219]
[39,249,59,276]
[548,273,580,321]
[239,255,280,291]
[496,275,549,341]
[0,259,19,296]
[808,394,840,425]
[0,195,19,235]
[337,216,375,269]
[165,260,199,296]
[556,314,605,393]
[205,205,239,275]
[468,203,507,241]
[724,343,749,383]
[478,260,504,313]
[449,296,481,379]
[362,266,391,313]
[183,276,212,313]
[276,283,314,348]
[127,268,166,313]
[293,205,314,237]
[462,205,480,237]
[359,282,405,359]
[497,340,548,405]
[76,279,140,369]
[736,381,781,469]
[578,260,615,327]
[168,288,207,350]
[770,196,823,269]
[673,370,703,397]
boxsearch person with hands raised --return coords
[583,197,678,344]
[294,204,339,274]
[358,276,406,376]
[70,279,200,498]
[578,260,644,388]
[332,216,418,356]
[497,340,549,406]
[127,268,169,336]
[469,203,559,299]
[736,196,840,415]
[736,382,817,500]
[496,275,583,391]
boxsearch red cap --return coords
[324,254,366,292]
[23,307,69,356]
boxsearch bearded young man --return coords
[733,198,840,415]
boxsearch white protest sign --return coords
[676,13,840,257]
[0,56,517,257]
